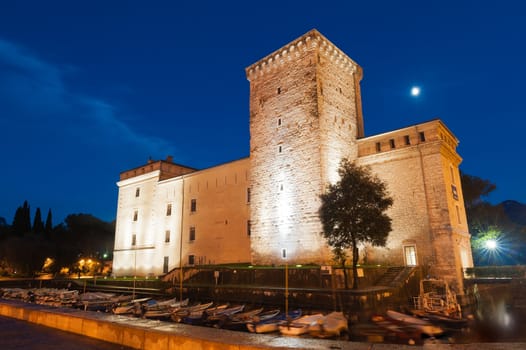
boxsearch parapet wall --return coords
[0,299,355,350]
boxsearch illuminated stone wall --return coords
[113,158,251,276]
[356,120,473,290]
[246,30,363,264]
[181,158,251,266]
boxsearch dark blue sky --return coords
[1,1,525,224]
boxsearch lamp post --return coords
[133,248,136,299]
[282,248,288,318]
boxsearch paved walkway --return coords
[0,315,133,350]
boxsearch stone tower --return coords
[246,30,364,264]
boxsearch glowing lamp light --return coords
[411,86,421,97]
[485,239,498,250]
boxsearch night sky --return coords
[1,1,525,224]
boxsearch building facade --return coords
[112,30,473,291]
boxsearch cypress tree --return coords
[12,201,32,236]
[22,200,31,233]
[33,207,45,234]
[44,209,53,237]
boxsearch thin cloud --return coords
[0,37,174,158]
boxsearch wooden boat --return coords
[206,304,245,322]
[143,298,189,319]
[78,292,126,311]
[279,313,324,336]
[386,310,444,336]
[372,314,423,343]
[183,303,229,325]
[249,309,280,323]
[228,307,263,323]
[308,311,349,338]
[171,301,214,322]
[216,307,264,330]
[246,309,301,333]
[412,278,462,319]
[411,309,469,328]
[112,297,151,315]
[142,297,181,311]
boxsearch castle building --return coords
[112,30,473,292]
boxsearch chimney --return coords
[166,155,174,163]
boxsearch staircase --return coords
[375,266,417,288]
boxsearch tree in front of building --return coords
[319,159,393,289]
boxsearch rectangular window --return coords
[277,87,281,94]
[247,220,251,236]
[166,203,172,216]
[375,142,381,152]
[419,131,426,142]
[135,188,140,197]
[281,248,287,259]
[131,234,136,246]
[278,145,282,153]
[188,255,195,265]
[404,246,417,266]
[278,118,281,126]
[189,226,196,241]
[190,199,197,212]
[165,230,170,243]
[404,135,411,145]
[389,139,395,149]
[163,256,169,273]
[456,205,461,224]
[133,210,138,222]
[247,188,251,203]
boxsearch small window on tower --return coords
[404,135,411,145]
[389,139,395,149]
[247,188,251,203]
[278,118,281,126]
[419,131,426,142]
[190,199,197,212]
[189,226,196,241]
[188,255,195,265]
[452,184,459,201]
[277,87,281,94]
[278,145,282,153]
[166,203,172,216]
[131,234,136,246]
[165,230,170,243]
[375,142,381,153]
[135,188,140,197]
[247,220,251,236]
[133,210,138,222]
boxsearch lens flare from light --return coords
[485,239,497,250]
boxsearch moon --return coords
[411,86,421,97]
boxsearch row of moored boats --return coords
[0,287,349,338]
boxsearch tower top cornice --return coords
[245,29,362,81]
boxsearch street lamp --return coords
[281,248,288,318]
[485,239,498,250]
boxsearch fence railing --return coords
[463,265,526,279]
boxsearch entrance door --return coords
[404,245,417,266]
